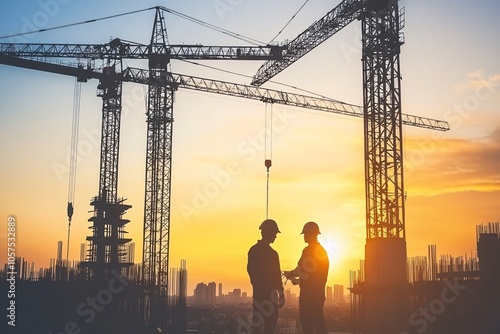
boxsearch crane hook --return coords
[67,202,74,222]
[265,159,272,171]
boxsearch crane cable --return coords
[178,58,345,103]
[0,7,155,40]
[264,102,273,219]
[159,6,265,46]
[268,0,310,44]
[66,78,81,274]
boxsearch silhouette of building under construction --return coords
[0,250,188,334]
[350,223,500,334]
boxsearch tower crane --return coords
[0,4,447,332]
[250,0,422,332]
[252,0,407,240]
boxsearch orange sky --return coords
[1,0,499,295]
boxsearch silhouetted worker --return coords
[247,219,285,334]
[284,221,329,334]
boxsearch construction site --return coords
[1,1,499,333]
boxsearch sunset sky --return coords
[0,0,499,295]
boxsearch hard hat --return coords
[259,219,281,233]
[301,221,320,235]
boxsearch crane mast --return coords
[142,8,174,330]
[82,50,132,281]
[362,1,406,240]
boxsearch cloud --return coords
[454,69,500,91]
[405,128,500,195]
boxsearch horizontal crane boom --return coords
[124,67,449,131]
[0,40,284,60]
[0,54,449,132]
[251,0,363,86]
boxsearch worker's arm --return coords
[283,248,307,284]
[283,267,302,285]
[285,266,301,277]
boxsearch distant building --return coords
[333,284,344,304]
[79,243,86,262]
[208,282,216,305]
[233,288,241,302]
[194,283,208,305]
[191,283,249,305]
[57,240,63,264]
[193,281,216,305]
[326,286,333,301]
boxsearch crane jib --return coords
[0,55,449,132]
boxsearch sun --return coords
[319,234,343,267]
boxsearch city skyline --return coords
[0,0,499,295]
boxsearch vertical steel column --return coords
[361,2,409,333]
[85,57,129,281]
[142,7,175,332]
[362,0,405,240]
[84,40,133,281]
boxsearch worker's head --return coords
[301,221,320,243]
[259,219,280,243]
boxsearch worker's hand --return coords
[283,270,293,279]
[290,277,300,285]
[277,290,285,309]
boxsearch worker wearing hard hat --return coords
[247,219,285,334]
[284,221,329,334]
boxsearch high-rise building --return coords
[194,283,208,305]
[326,286,333,301]
[57,240,63,264]
[334,284,345,304]
[207,282,216,305]
[80,243,86,262]
[218,283,223,297]
[233,288,242,303]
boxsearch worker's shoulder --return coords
[304,242,328,256]
[248,241,277,256]
[315,242,329,262]
[248,240,263,254]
